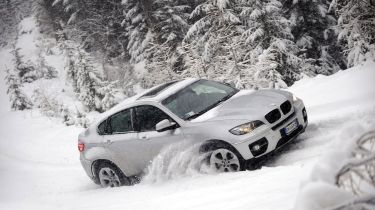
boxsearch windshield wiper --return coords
[185,90,239,120]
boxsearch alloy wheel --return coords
[209,148,240,172]
[98,167,121,187]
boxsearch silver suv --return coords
[78,79,308,187]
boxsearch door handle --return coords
[106,139,113,145]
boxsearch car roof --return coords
[95,78,199,122]
[147,78,198,102]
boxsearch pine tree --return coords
[123,0,152,63]
[0,0,32,46]
[5,68,33,111]
[33,0,58,35]
[75,48,97,111]
[239,0,301,87]
[253,47,288,89]
[330,0,375,67]
[11,47,39,83]
[50,0,127,61]
[96,81,120,111]
[143,0,191,87]
[32,88,63,117]
[37,54,58,79]
[61,40,123,112]
[143,41,182,88]
[182,0,245,83]
[282,0,344,76]
[61,40,79,91]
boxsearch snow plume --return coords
[142,141,213,183]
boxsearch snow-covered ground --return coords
[0,44,374,210]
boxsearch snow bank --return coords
[289,61,375,121]
[292,61,375,210]
[294,123,375,210]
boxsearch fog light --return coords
[252,145,261,151]
[249,137,268,157]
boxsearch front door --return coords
[133,105,185,170]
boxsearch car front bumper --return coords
[232,99,308,160]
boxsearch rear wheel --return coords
[96,162,129,187]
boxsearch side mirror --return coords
[156,119,177,132]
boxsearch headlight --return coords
[229,120,264,135]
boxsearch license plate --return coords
[282,119,298,135]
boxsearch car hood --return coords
[192,89,290,122]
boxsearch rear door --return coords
[104,108,142,176]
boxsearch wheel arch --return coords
[199,139,244,160]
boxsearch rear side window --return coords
[109,109,133,134]
[134,105,171,132]
[98,120,109,135]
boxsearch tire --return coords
[96,162,130,187]
[203,143,245,172]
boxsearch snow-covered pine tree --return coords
[150,0,190,47]
[123,0,152,64]
[0,0,32,46]
[143,41,182,88]
[240,0,301,87]
[96,81,120,112]
[32,0,58,36]
[61,39,79,92]
[182,0,246,84]
[330,0,375,67]
[37,54,58,79]
[32,88,63,117]
[282,0,344,76]
[253,46,288,89]
[5,68,33,110]
[11,47,39,83]
[50,0,81,25]
[50,0,127,61]
[143,0,191,87]
[74,47,97,111]
[61,40,122,112]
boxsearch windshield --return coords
[162,80,239,120]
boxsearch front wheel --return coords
[97,162,129,187]
[209,148,243,172]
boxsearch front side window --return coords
[109,109,133,133]
[134,105,171,132]
[162,80,238,120]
